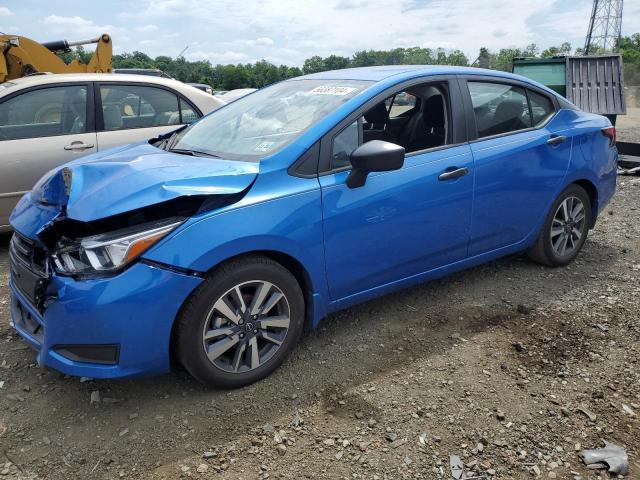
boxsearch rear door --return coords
[95,83,201,151]
[460,77,572,256]
[0,83,96,228]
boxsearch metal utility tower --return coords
[584,0,624,55]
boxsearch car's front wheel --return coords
[175,256,304,388]
[527,184,591,267]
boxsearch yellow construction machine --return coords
[0,33,112,83]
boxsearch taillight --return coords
[602,127,616,147]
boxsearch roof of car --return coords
[6,73,193,89]
[298,65,536,83]
[1,73,226,112]
[296,65,561,99]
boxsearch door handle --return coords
[547,135,566,146]
[64,142,94,151]
[438,167,469,181]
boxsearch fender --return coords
[144,183,330,325]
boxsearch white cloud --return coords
[186,50,250,64]
[335,0,367,9]
[135,24,159,32]
[0,7,14,17]
[10,0,630,66]
[247,37,274,47]
[43,15,122,39]
[127,0,566,64]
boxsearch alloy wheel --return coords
[550,196,586,258]
[202,280,291,373]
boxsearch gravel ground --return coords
[617,107,640,143]
[0,163,639,480]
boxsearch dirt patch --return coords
[0,178,639,479]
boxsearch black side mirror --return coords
[346,140,405,188]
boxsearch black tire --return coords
[527,184,591,267]
[175,256,304,388]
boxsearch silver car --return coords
[0,73,225,231]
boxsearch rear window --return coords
[528,90,555,126]
[99,84,182,131]
[468,82,531,138]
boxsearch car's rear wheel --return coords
[527,184,591,267]
[175,256,304,388]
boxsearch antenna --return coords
[584,0,624,55]
[177,45,189,58]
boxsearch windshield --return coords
[170,79,373,161]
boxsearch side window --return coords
[179,98,200,124]
[332,120,359,170]
[387,92,417,119]
[0,85,87,140]
[360,84,449,155]
[528,90,555,126]
[468,82,531,138]
[99,85,180,131]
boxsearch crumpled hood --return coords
[27,143,259,223]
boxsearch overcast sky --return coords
[2,0,639,66]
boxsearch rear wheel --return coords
[527,184,591,267]
[175,256,304,388]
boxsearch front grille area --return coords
[12,298,44,344]
[9,233,50,310]
[9,234,48,276]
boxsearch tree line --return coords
[62,34,640,90]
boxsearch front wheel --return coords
[175,256,305,388]
[527,184,591,267]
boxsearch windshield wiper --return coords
[168,148,221,158]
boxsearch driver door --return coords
[319,79,474,303]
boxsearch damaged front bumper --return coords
[10,253,202,379]
[6,142,259,379]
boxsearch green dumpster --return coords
[512,57,567,96]
[512,55,625,118]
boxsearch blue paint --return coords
[24,142,258,223]
[10,262,202,378]
[9,66,617,380]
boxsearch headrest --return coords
[364,102,389,125]
[494,99,524,121]
[423,95,445,128]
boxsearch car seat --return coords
[363,102,394,143]
[103,105,123,130]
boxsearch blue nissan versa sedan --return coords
[9,66,617,387]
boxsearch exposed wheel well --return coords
[572,179,598,228]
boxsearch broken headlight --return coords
[51,218,183,275]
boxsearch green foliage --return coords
[302,47,469,72]
[540,42,572,58]
[620,33,640,84]
[53,35,640,89]
[475,44,543,72]
[106,46,469,89]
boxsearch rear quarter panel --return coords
[563,110,617,217]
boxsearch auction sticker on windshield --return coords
[309,86,358,95]
[254,141,276,152]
